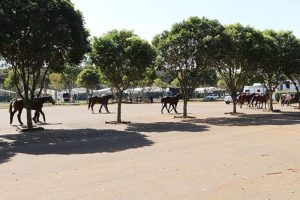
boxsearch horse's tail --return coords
[88,97,92,109]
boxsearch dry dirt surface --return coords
[0,101,300,200]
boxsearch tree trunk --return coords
[232,92,237,114]
[117,93,122,123]
[233,101,237,113]
[269,91,274,111]
[86,88,89,104]
[24,96,33,128]
[26,106,33,129]
[43,84,47,96]
[183,96,188,118]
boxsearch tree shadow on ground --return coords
[182,112,300,126]
[126,122,209,133]
[0,129,153,164]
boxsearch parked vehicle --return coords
[224,95,233,104]
[206,94,219,100]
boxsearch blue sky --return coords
[72,0,300,41]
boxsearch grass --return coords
[0,103,9,109]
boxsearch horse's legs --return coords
[91,103,94,113]
[10,109,17,124]
[173,104,178,113]
[264,101,267,109]
[39,110,46,122]
[17,109,23,125]
[99,104,103,113]
[105,104,109,113]
[161,103,167,114]
[32,111,38,123]
[168,104,173,113]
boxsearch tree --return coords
[137,67,157,98]
[62,65,82,101]
[153,78,168,93]
[154,17,224,117]
[217,79,228,90]
[155,70,176,85]
[49,73,64,91]
[198,69,217,87]
[0,69,4,88]
[171,78,180,87]
[281,34,300,107]
[76,68,100,97]
[4,69,19,91]
[215,24,263,113]
[255,30,298,110]
[0,0,89,128]
[90,30,155,123]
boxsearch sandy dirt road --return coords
[0,101,300,200]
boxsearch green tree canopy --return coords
[280,34,300,106]
[90,30,155,123]
[63,65,82,98]
[154,16,224,117]
[255,30,300,110]
[0,0,89,128]
[76,68,100,96]
[4,69,19,91]
[49,72,64,91]
[153,78,168,92]
[215,24,263,113]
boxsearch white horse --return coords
[280,93,292,106]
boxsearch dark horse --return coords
[88,94,114,113]
[250,94,269,109]
[9,96,56,125]
[237,93,256,108]
[161,93,181,114]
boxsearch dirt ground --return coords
[0,101,300,200]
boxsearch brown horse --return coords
[237,93,256,108]
[88,94,114,113]
[250,94,269,109]
[9,96,56,125]
[161,93,181,114]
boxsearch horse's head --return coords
[264,93,270,99]
[175,93,182,98]
[108,94,114,100]
[47,96,56,105]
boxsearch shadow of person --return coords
[0,129,153,164]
